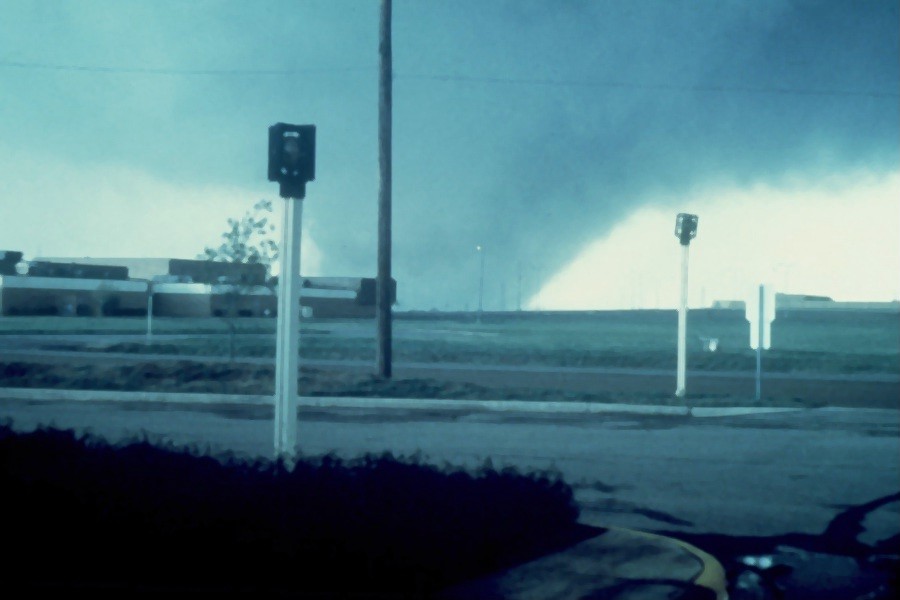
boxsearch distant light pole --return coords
[674,213,698,400]
[476,244,484,322]
[516,261,522,312]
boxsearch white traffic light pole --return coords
[673,213,698,400]
[274,197,303,459]
[675,243,690,398]
[268,121,315,461]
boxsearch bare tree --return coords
[202,199,279,269]
[200,199,279,362]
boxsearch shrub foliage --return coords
[1,423,590,596]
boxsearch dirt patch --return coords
[0,358,644,403]
[1,358,896,409]
[90,339,900,375]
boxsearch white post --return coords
[755,284,764,401]
[675,243,689,397]
[145,288,153,341]
[274,197,303,459]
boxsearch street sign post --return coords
[268,123,316,460]
[746,284,776,400]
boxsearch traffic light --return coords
[268,123,316,199]
[675,213,698,246]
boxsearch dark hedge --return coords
[1,422,594,597]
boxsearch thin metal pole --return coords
[376,0,393,378]
[274,197,303,459]
[477,246,484,322]
[756,284,763,401]
[516,261,522,312]
[675,244,689,397]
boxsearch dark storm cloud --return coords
[1,0,896,309]
[0,0,378,185]
[389,0,899,308]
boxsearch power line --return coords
[1,59,896,99]
[398,72,900,99]
[0,59,374,77]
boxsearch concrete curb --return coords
[439,524,729,599]
[605,526,729,600]
[0,386,802,418]
[0,386,271,406]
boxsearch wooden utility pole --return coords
[376,0,393,378]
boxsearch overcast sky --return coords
[2,0,897,310]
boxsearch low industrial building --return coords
[1,253,395,319]
[711,294,899,314]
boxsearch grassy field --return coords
[2,309,898,375]
[1,310,897,407]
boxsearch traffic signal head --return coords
[675,213,698,245]
[268,123,316,198]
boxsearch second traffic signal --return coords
[268,123,316,199]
